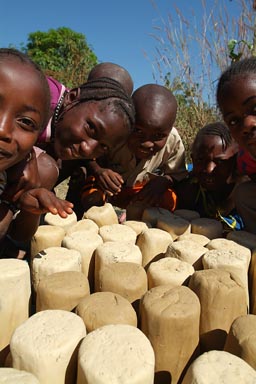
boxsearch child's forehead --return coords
[194,134,222,150]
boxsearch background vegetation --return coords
[22,27,97,88]
[150,0,256,162]
[17,1,256,162]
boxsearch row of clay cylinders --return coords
[140,266,251,384]
[0,259,254,383]
[6,309,155,384]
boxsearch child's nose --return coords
[141,140,154,149]
[0,114,13,142]
[79,138,99,158]
[205,161,216,173]
[243,115,256,134]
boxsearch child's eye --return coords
[134,127,143,135]
[87,122,96,133]
[18,117,38,131]
[153,134,165,140]
[252,105,256,114]
[101,143,109,152]
[227,117,238,127]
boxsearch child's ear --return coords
[63,88,81,106]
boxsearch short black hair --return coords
[74,77,135,132]
[217,56,256,106]
[192,122,233,152]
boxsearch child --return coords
[216,57,256,234]
[37,76,135,164]
[65,62,134,213]
[87,62,134,95]
[175,122,245,229]
[0,48,73,256]
[81,84,188,220]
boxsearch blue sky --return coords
[0,0,245,94]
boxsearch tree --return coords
[23,27,98,87]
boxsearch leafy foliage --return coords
[23,27,98,87]
[164,74,219,163]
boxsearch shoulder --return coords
[47,76,67,110]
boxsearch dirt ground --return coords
[54,177,70,200]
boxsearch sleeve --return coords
[162,127,188,181]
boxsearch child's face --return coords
[0,60,48,171]
[127,120,170,160]
[192,135,236,191]
[54,99,128,160]
[219,75,256,159]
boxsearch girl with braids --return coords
[217,57,256,234]
[37,76,135,162]
[175,122,245,230]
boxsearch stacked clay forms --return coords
[1,203,256,383]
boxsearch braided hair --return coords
[63,77,135,132]
[0,47,51,129]
[217,57,256,107]
[192,122,233,152]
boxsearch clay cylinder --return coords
[249,249,256,314]
[182,350,256,384]
[30,225,66,259]
[97,261,148,305]
[202,248,250,310]
[83,203,118,227]
[189,269,247,352]
[99,223,137,243]
[165,239,207,270]
[136,228,173,268]
[77,324,155,384]
[43,211,77,232]
[123,220,149,236]
[157,214,191,240]
[66,218,99,235]
[94,241,142,291]
[36,271,90,312]
[173,209,200,221]
[227,230,256,251]
[62,231,103,286]
[224,314,256,370]
[76,291,137,332]
[10,310,86,384]
[206,238,251,269]
[147,257,194,289]
[31,247,81,292]
[0,368,40,383]
[142,207,172,227]
[140,285,200,384]
[0,259,31,351]
[191,217,223,239]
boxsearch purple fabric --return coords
[37,77,67,143]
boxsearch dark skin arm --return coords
[87,159,124,196]
[7,152,72,242]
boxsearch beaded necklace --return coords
[53,93,65,125]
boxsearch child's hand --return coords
[3,150,41,202]
[96,168,124,196]
[18,188,74,218]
